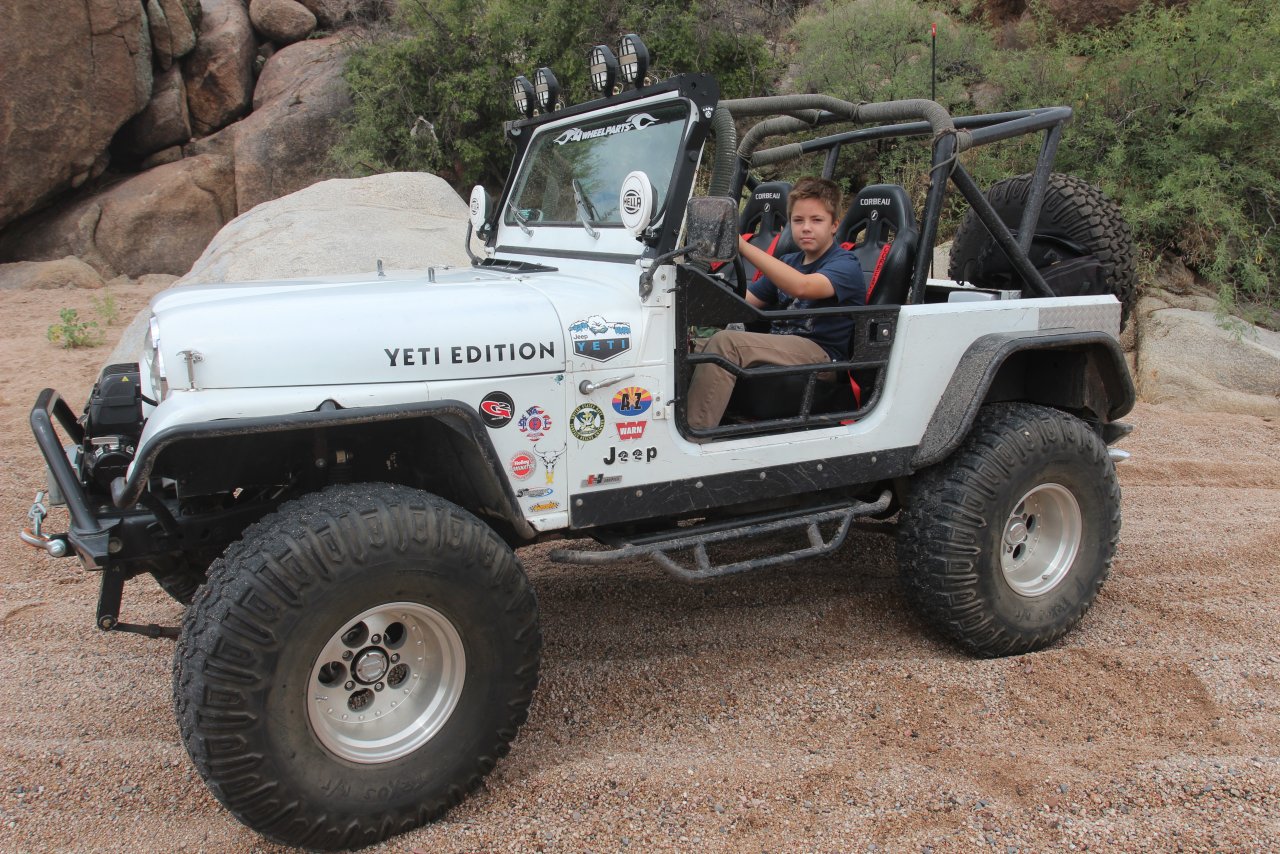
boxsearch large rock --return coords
[238,36,352,211]
[182,0,257,136]
[293,0,385,28]
[1137,290,1280,417]
[181,172,476,285]
[119,66,193,157]
[186,35,353,215]
[249,0,316,44]
[0,257,104,291]
[0,154,237,278]
[147,0,199,69]
[0,0,153,229]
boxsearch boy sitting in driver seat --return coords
[686,177,866,430]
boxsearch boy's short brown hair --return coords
[787,176,842,220]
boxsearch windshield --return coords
[506,101,690,229]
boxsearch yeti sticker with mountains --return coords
[569,316,631,362]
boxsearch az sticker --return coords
[611,386,652,415]
[529,500,560,513]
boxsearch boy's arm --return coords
[739,237,835,300]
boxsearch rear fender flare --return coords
[912,330,1135,470]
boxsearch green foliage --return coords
[970,0,1280,316]
[91,289,119,326]
[334,0,777,190]
[788,1,992,207]
[47,308,102,349]
[792,0,989,108]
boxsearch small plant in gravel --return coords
[47,307,103,349]
[91,289,119,326]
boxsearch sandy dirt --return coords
[1,281,1278,853]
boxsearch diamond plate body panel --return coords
[1037,301,1121,338]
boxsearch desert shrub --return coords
[335,0,777,190]
[968,0,1280,318]
[47,308,102,349]
[787,0,992,208]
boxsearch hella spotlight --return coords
[619,34,651,85]
[511,75,535,118]
[534,67,560,112]
[589,44,619,94]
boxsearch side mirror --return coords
[469,184,491,232]
[684,197,738,262]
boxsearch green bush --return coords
[335,0,777,191]
[969,0,1280,320]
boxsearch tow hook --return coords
[18,491,69,558]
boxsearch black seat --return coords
[738,181,793,282]
[836,184,919,305]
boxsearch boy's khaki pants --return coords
[686,330,829,430]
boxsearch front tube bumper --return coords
[28,389,112,568]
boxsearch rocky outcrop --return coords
[1136,289,1280,417]
[0,0,153,229]
[182,0,257,136]
[0,257,105,291]
[1,35,354,278]
[294,0,384,28]
[119,66,193,158]
[249,0,317,44]
[181,172,475,285]
[231,35,353,211]
[0,154,237,278]
[148,0,201,70]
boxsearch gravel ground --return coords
[2,282,1278,852]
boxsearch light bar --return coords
[589,44,619,94]
[619,34,650,85]
[511,75,535,118]
[534,67,560,112]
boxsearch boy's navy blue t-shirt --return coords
[747,243,866,360]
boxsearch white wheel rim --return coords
[307,601,465,764]
[999,483,1082,597]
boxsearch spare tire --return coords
[948,173,1136,327]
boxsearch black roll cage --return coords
[675,93,1077,441]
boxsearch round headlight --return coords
[534,67,560,112]
[512,75,535,118]
[619,34,651,85]
[589,45,619,94]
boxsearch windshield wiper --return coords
[571,179,600,240]
[506,201,532,236]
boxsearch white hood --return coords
[150,268,567,390]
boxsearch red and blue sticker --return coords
[518,405,552,442]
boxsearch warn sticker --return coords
[615,421,646,441]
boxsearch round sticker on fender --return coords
[510,451,535,480]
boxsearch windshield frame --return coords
[489,74,720,264]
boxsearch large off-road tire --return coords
[173,483,541,850]
[151,565,206,605]
[948,173,1136,326]
[897,403,1120,657]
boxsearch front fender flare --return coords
[110,399,535,540]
